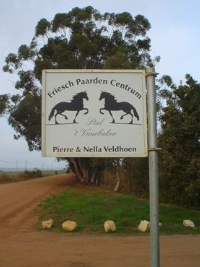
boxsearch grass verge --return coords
[37,186,200,235]
[0,171,64,184]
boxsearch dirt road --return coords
[0,174,199,267]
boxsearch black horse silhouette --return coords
[48,91,89,124]
[99,91,139,124]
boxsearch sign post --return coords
[146,67,160,267]
[42,68,160,266]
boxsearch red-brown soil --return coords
[0,174,199,267]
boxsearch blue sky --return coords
[0,0,200,170]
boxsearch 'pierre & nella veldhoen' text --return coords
[53,146,137,153]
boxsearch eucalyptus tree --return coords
[0,94,9,117]
[2,6,153,182]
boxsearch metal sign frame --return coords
[42,69,147,158]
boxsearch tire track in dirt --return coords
[0,174,75,237]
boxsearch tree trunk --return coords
[69,158,84,182]
[78,159,89,184]
[114,168,120,192]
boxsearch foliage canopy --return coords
[158,75,200,207]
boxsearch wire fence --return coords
[0,159,65,172]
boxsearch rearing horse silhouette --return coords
[48,91,89,124]
[99,91,139,124]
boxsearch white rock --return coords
[138,220,150,232]
[183,220,195,228]
[104,220,116,232]
[41,219,54,229]
[62,220,78,231]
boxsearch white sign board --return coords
[42,70,147,157]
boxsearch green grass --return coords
[38,186,200,235]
